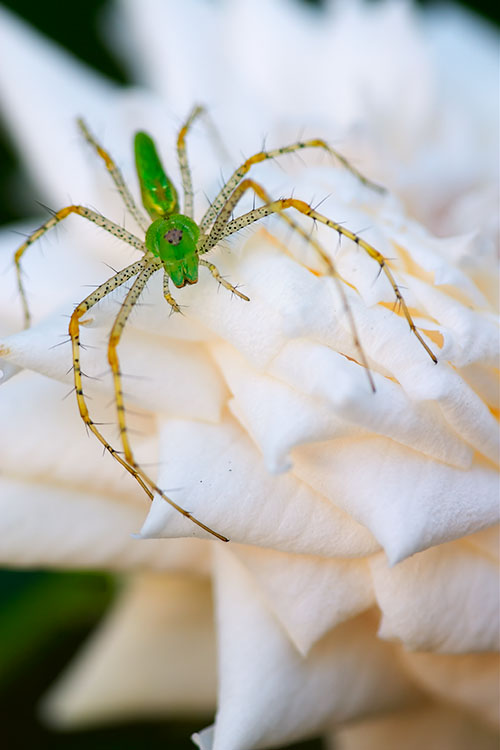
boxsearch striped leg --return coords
[163,274,182,313]
[14,205,146,327]
[176,104,233,218]
[199,178,315,257]
[69,257,228,541]
[198,258,250,301]
[212,184,438,366]
[200,179,375,390]
[69,258,153,498]
[200,138,385,232]
[78,119,150,233]
[107,260,161,463]
[176,105,205,218]
[106,260,228,540]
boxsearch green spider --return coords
[14,105,437,541]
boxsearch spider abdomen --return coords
[134,131,179,220]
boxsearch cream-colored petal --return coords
[0,371,157,489]
[138,415,379,556]
[0,372,207,568]
[230,545,375,654]
[42,573,216,726]
[0,358,21,385]
[370,541,500,652]
[390,227,491,308]
[293,438,499,563]
[0,222,71,333]
[400,650,500,729]
[0,308,226,421]
[213,343,361,475]
[211,238,497,473]
[406,273,499,369]
[0,476,209,572]
[333,703,500,750]
[195,546,418,750]
[464,525,500,561]
[0,374,209,574]
[268,340,472,469]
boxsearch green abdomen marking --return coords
[134,132,179,220]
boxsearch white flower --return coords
[0,1,498,749]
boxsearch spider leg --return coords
[77,119,150,233]
[14,205,147,327]
[198,178,312,300]
[198,258,250,301]
[70,257,228,542]
[69,258,153,498]
[107,260,162,464]
[217,181,438,367]
[176,105,205,218]
[200,137,384,232]
[199,179,313,257]
[107,263,228,540]
[163,274,182,313]
[200,178,376,391]
[177,104,233,218]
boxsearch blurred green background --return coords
[0,1,498,748]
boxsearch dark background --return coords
[0,1,498,748]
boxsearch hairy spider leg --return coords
[107,259,161,463]
[162,273,182,312]
[69,257,229,542]
[177,104,234,219]
[200,138,385,233]
[207,183,438,365]
[176,104,205,218]
[200,178,375,391]
[198,258,250,300]
[77,119,150,233]
[69,258,152,491]
[14,206,147,328]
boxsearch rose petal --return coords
[229,544,374,654]
[194,546,418,750]
[293,439,499,563]
[0,309,226,421]
[333,703,500,750]
[138,415,379,556]
[212,343,360,474]
[400,650,500,728]
[268,340,472,469]
[0,371,156,490]
[464,525,500,560]
[0,358,21,385]
[402,273,499,368]
[42,573,216,726]
[370,541,500,652]
[0,371,208,570]
[0,220,106,330]
[0,475,211,572]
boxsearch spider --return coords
[14,105,437,541]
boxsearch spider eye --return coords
[164,228,183,245]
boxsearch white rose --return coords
[0,2,498,749]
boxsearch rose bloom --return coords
[0,1,498,749]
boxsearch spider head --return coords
[146,214,200,287]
